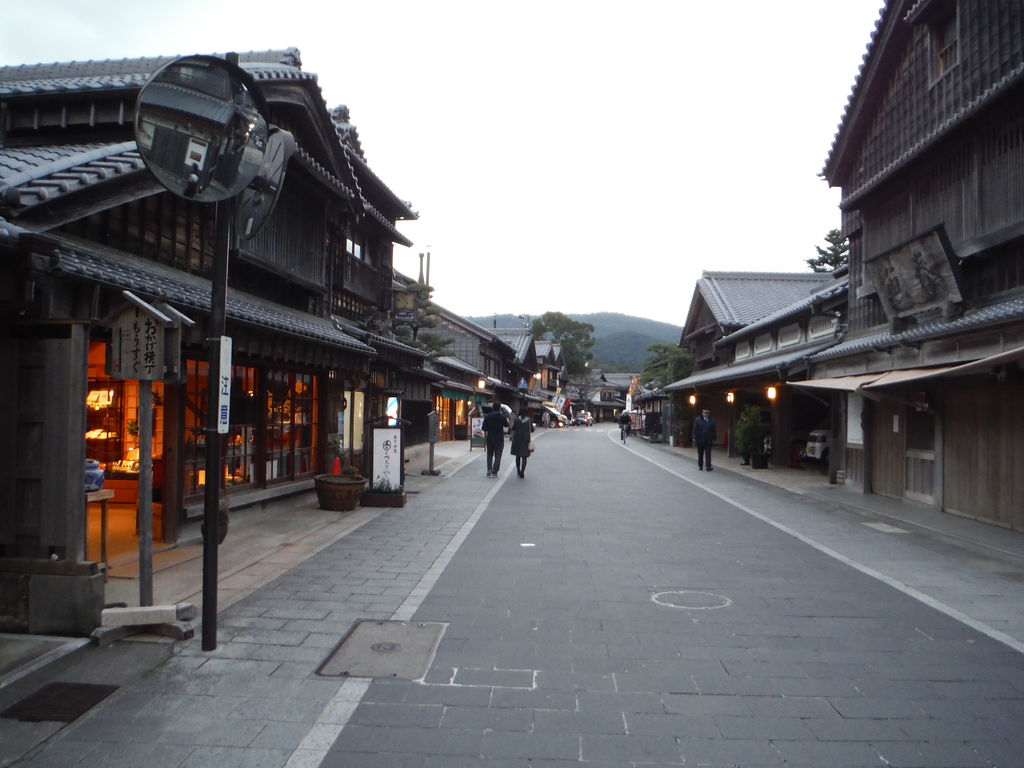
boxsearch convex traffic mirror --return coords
[134,55,268,202]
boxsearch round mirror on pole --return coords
[237,127,296,239]
[134,55,269,202]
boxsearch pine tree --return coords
[807,229,849,273]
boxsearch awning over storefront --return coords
[788,345,1024,393]
[788,374,883,392]
[439,380,476,401]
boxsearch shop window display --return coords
[265,370,318,482]
[86,342,165,499]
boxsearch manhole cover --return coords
[318,620,445,679]
[652,590,732,610]
[1,682,118,722]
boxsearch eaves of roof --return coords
[0,143,146,209]
[39,237,375,355]
[0,215,32,245]
[344,146,417,220]
[327,314,425,358]
[434,355,484,376]
[821,4,890,180]
[664,340,837,391]
[808,295,1024,364]
[0,48,416,244]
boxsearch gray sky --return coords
[2,0,882,325]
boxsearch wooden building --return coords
[809,1,1024,530]
[666,271,839,458]
[0,49,420,634]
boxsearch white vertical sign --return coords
[217,336,232,434]
[372,427,402,491]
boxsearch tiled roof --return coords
[36,235,375,354]
[0,143,146,209]
[716,277,848,348]
[808,295,1024,363]
[328,314,425,358]
[435,355,484,376]
[0,49,416,242]
[0,215,31,245]
[600,373,638,388]
[821,4,888,176]
[697,271,833,328]
[822,2,1024,203]
[0,49,302,95]
[492,329,533,362]
[665,340,837,391]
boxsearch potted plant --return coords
[314,461,365,511]
[734,404,768,469]
[360,478,406,508]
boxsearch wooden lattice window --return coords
[931,10,959,81]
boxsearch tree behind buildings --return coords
[641,343,694,388]
[530,311,596,375]
[807,229,849,273]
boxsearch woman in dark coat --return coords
[510,408,533,478]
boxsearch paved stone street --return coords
[5,426,1024,767]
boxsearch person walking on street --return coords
[510,408,533,478]
[692,408,717,471]
[482,403,508,477]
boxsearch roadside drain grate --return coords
[1,682,118,722]
[317,620,445,680]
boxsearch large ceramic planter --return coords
[314,474,365,511]
[360,491,406,508]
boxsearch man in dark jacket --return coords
[481,403,508,477]
[692,408,717,471]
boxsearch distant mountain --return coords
[464,312,682,373]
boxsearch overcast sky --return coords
[2,1,882,326]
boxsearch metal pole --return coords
[201,201,232,650]
[138,379,153,605]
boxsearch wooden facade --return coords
[816,0,1024,532]
[0,50,422,634]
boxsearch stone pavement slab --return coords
[5,427,1024,767]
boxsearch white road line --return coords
[297,453,510,767]
[624,440,1024,656]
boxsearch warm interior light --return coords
[86,389,114,410]
[767,386,777,400]
[726,392,735,403]
[688,394,697,406]
[477,378,487,389]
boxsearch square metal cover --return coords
[317,620,445,680]
[1,682,118,722]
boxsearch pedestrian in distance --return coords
[481,403,508,477]
[692,408,717,471]
[510,408,533,478]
